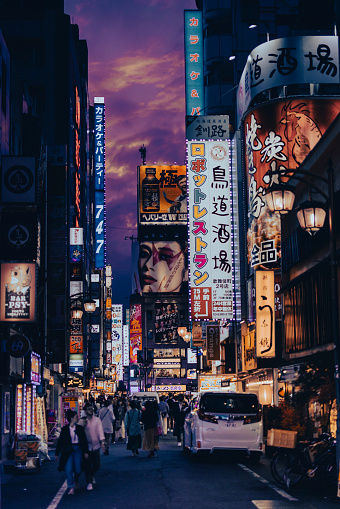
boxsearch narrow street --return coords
[1,434,339,509]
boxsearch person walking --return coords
[124,400,142,456]
[55,409,88,495]
[141,400,159,458]
[167,394,175,431]
[79,402,105,491]
[158,396,169,435]
[173,395,188,446]
[98,400,115,455]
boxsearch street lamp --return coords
[264,161,340,484]
[248,21,270,42]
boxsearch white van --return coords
[131,391,159,408]
[183,391,263,462]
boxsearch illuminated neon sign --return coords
[184,10,204,117]
[94,97,106,269]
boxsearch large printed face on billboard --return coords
[139,165,187,226]
[132,240,188,293]
[244,98,340,272]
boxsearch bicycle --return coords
[270,433,336,492]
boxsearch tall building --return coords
[185,0,340,405]
[0,0,96,455]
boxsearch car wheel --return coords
[249,452,262,464]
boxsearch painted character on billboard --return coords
[134,240,188,293]
[280,102,322,165]
[162,175,187,213]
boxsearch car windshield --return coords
[200,394,259,414]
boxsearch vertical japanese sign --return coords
[256,270,275,358]
[129,303,142,364]
[206,325,220,361]
[244,99,340,274]
[94,97,106,269]
[122,325,130,367]
[188,140,233,321]
[0,263,36,321]
[154,301,179,344]
[184,10,204,116]
[112,305,123,380]
[242,331,257,371]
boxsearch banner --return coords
[256,270,275,358]
[206,325,220,361]
[1,156,36,203]
[130,304,142,363]
[188,140,233,320]
[184,10,204,116]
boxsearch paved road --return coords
[1,434,339,509]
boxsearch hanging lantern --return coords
[258,384,273,405]
[71,305,83,319]
[296,200,326,236]
[265,183,295,214]
[177,326,187,338]
[84,298,96,313]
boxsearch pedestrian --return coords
[98,400,115,455]
[173,395,188,446]
[116,399,126,441]
[111,397,119,443]
[158,396,169,435]
[141,400,160,458]
[124,400,142,456]
[167,394,175,431]
[79,402,105,491]
[55,409,89,495]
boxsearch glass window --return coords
[201,393,259,414]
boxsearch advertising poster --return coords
[122,325,130,367]
[256,270,275,358]
[130,303,142,364]
[0,263,36,321]
[188,140,233,320]
[244,98,340,274]
[132,240,188,294]
[112,304,123,379]
[154,301,179,344]
[139,165,187,225]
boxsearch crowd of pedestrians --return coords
[55,392,189,495]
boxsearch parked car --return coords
[183,391,263,462]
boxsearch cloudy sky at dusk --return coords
[64,0,197,307]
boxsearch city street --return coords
[1,434,339,509]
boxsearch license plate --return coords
[224,422,236,427]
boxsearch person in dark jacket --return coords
[172,396,188,446]
[55,409,89,495]
[141,400,159,457]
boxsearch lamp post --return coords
[67,292,96,392]
[264,161,340,488]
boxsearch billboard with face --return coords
[132,240,188,294]
[244,98,340,273]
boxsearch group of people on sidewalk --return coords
[55,393,189,495]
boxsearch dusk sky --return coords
[64,0,197,308]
